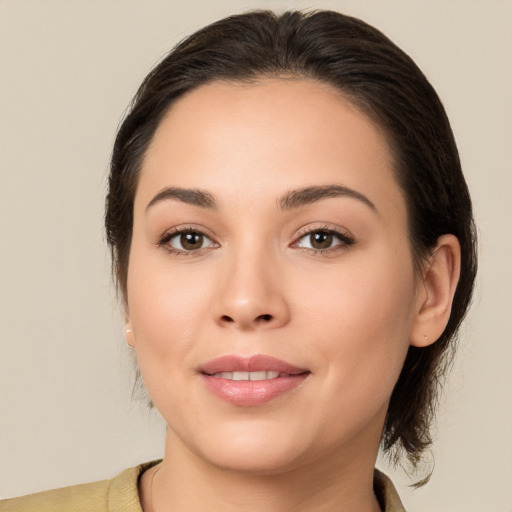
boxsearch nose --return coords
[213,248,290,331]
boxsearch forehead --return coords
[137,78,406,221]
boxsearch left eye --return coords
[168,231,215,251]
[295,230,352,250]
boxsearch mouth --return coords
[209,371,283,381]
[198,354,310,406]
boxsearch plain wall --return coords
[1,1,511,510]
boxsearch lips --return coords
[198,354,310,406]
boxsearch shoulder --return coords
[0,461,160,512]
[0,479,112,512]
[374,469,407,512]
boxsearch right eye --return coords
[167,230,216,252]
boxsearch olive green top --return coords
[0,462,406,511]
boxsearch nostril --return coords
[218,313,275,326]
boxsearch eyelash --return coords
[292,225,355,255]
[157,225,355,256]
[157,226,217,256]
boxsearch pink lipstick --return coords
[198,354,310,406]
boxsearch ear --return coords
[410,234,461,347]
[124,321,136,347]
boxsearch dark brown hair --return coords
[105,10,477,475]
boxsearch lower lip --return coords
[201,374,309,406]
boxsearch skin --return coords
[125,78,460,512]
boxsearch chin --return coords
[189,422,311,476]
[205,448,304,476]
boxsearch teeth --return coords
[249,371,266,381]
[211,371,282,381]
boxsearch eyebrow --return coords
[146,187,217,211]
[279,185,376,212]
[145,184,376,213]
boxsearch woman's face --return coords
[126,79,425,474]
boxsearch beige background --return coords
[1,1,511,510]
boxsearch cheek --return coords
[126,257,218,419]
[296,250,417,387]
[126,249,214,371]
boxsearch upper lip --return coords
[199,354,309,376]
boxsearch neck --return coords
[142,428,382,512]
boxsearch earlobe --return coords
[124,323,136,347]
[411,234,461,348]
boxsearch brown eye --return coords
[180,232,204,250]
[167,231,215,252]
[310,232,333,249]
[294,229,354,252]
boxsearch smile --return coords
[199,354,310,406]
[210,371,281,380]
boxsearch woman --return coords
[0,9,476,512]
